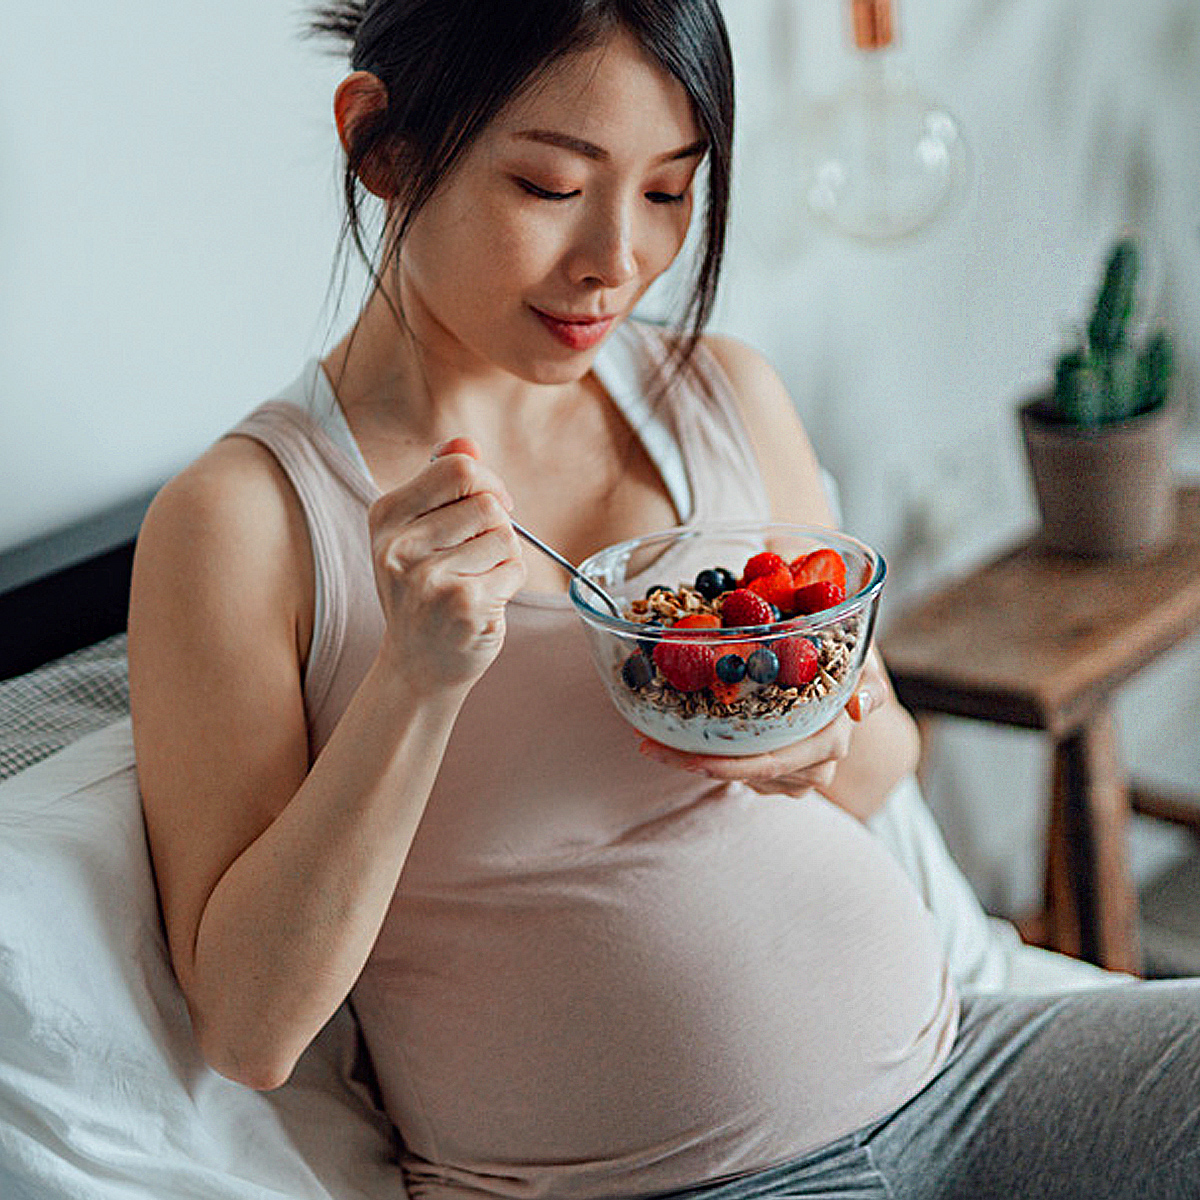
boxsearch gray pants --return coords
[652,981,1200,1199]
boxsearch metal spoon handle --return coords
[511,519,624,618]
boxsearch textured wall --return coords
[710,0,1200,915]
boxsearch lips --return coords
[531,307,617,351]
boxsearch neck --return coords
[322,285,599,456]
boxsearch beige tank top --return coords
[226,322,957,1200]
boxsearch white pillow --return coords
[0,718,407,1200]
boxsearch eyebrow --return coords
[510,128,708,164]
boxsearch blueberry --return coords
[695,567,738,599]
[637,619,662,657]
[746,647,780,685]
[694,569,723,600]
[715,653,747,684]
[622,652,654,690]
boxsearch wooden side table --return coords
[880,485,1200,975]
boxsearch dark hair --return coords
[307,0,734,374]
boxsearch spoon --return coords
[510,519,625,619]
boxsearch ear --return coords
[333,71,398,199]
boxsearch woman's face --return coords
[396,30,706,385]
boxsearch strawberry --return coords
[776,637,819,687]
[718,588,774,628]
[709,679,741,705]
[671,613,721,630]
[740,551,786,585]
[746,567,795,615]
[652,640,716,692]
[792,580,846,614]
[790,548,847,591]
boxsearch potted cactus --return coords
[1019,237,1179,557]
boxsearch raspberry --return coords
[741,551,786,584]
[776,637,819,687]
[746,567,795,615]
[790,548,847,591]
[792,580,846,614]
[719,588,774,628]
[652,640,716,692]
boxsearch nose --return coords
[569,202,639,289]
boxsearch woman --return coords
[128,3,1200,1197]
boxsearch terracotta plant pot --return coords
[1018,396,1180,558]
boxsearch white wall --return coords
[713,0,1200,917]
[0,3,357,550]
[718,0,1200,597]
[3,0,1198,916]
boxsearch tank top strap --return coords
[682,335,775,524]
[223,392,376,739]
[593,323,694,522]
[603,322,773,527]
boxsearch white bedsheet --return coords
[0,719,406,1200]
[870,775,1128,995]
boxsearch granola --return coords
[618,586,864,724]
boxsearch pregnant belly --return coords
[354,787,957,1200]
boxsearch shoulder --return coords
[698,333,837,526]
[623,321,783,396]
[700,332,786,397]
[627,322,799,435]
[141,434,305,567]
[132,433,314,661]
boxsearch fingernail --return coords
[854,689,872,719]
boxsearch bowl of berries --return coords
[568,522,885,756]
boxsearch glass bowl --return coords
[569,522,886,756]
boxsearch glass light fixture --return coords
[802,0,970,243]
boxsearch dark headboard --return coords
[0,489,157,681]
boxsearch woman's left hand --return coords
[637,652,891,797]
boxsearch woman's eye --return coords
[646,191,688,205]
[516,179,580,201]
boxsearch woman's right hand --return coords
[368,436,526,693]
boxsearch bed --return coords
[0,494,1120,1199]
[0,499,406,1200]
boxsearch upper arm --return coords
[127,436,315,996]
[702,333,838,527]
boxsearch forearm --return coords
[816,695,921,822]
[185,657,464,1089]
